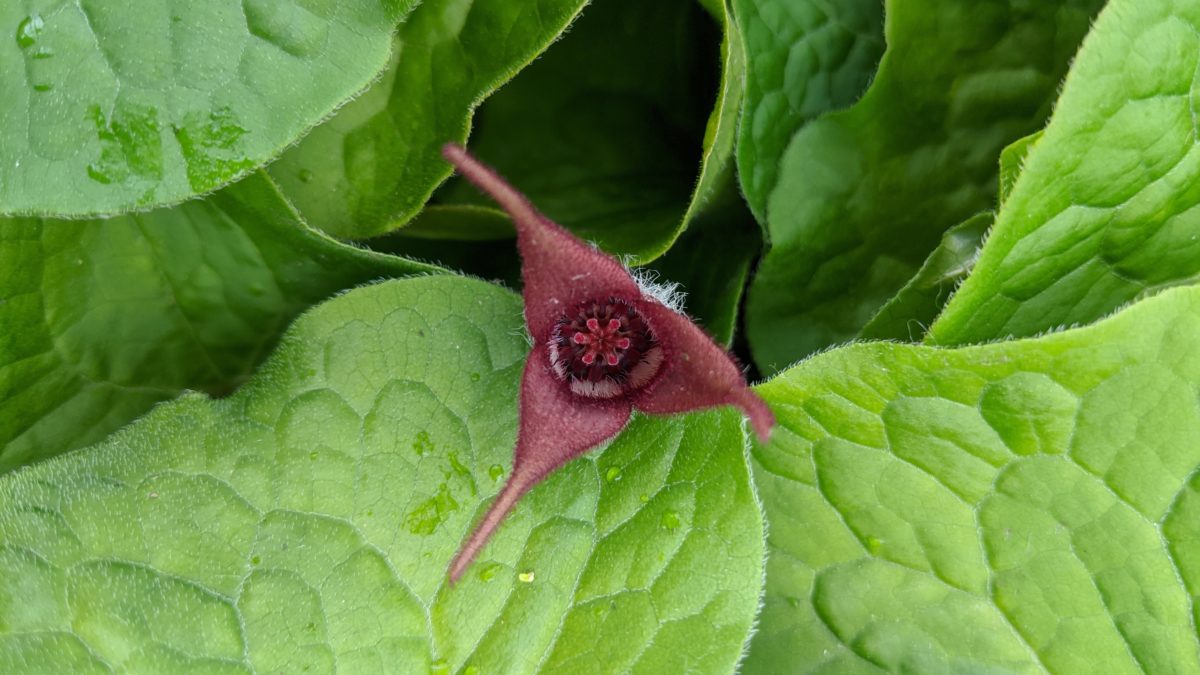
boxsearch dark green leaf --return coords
[744,0,1104,374]
[270,0,589,239]
[432,0,723,262]
[0,174,437,470]
[732,0,885,222]
[859,212,991,342]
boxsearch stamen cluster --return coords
[548,298,663,398]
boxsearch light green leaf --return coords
[931,0,1200,346]
[432,0,724,262]
[858,212,991,342]
[732,0,885,222]
[745,285,1200,673]
[1,0,416,216]
[744,0,1104,374]
[0,276,764,673]
[0,174,437,471]
[269,0,588,239]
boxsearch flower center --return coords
[548,298,663,399]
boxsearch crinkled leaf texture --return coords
[0,276,764,674]
[0,173,437,471]
[1,0,416,216]
[732,0,885,223]
[745,285,1200,673]
[744,0,1105,374]
[931,0,1200,345]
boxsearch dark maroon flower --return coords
[442,144,774,583]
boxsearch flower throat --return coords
[548,297,663,399]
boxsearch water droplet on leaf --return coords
[605,466,621,482]
[404,483,458,535]
[478,561,502,581]
[661,510,681,531]
[488,464,504,481]
[413,430,433,456]
[518,571,535,583]
[16,15,43,49]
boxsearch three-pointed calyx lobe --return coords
[442,144,773,582]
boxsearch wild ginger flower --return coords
[442,144,774,582]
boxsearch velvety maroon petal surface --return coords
[442,144,640,343]
[448,345,632,583]
[631,300,774,442]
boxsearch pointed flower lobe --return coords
[441,144,774,583]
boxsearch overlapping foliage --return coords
[4,0,1198,671]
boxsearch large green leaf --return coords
[745,285,1200,673]
[931,0,1200,346]
[432,0,722,262]
[0,174,437,471]
[1,0,416,216]
[732,0,885,223]
[744,0,1104,374]
[0,275,764,673]
[269,0,589,239]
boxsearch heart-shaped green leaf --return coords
[2,0,416,216]
[0,174,437,471]
[931,0,1200,346]
[0,275,763,673]
[745,285,1200,672]
[744,0,1105,374]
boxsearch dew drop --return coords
[413,430,434,456]
[478,561,503,581]
[604,466,621,483]
[298,168,313,183]
[488,464,504,481]
[469,372,481,382]
[518,570,535,583]
[639,493,649,503]
[251,555,261,565]
[16,15,43,50]
[661,510,681,531]
[430,659,449,675]
[309,450,318,461]
[403,483,458,535]
[866,536,884,554]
